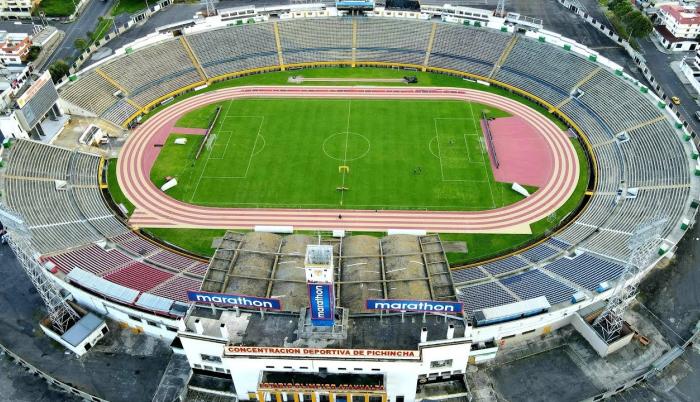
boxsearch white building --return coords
[0,0,34,20]
[680,49,700,92]
[0,70,66,142]
[179,309,473,402]
[654,3,700,51]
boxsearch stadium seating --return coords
[498,37,598,97]
[46,16,698,318]
[2,139,206,307]
[355,18,431,65]
[104,262,175,292]
[499,269,575,305]
[578,72,663,134]
[278,18,353,64]
[456,281,517,319]
[100,39,202,107]
[188,24,279,78]
[102,99,139,127]
[542,253,625,291]
[59,71,119,116]
[47,244,133,276]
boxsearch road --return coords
[637,37,700,135]
[41,0,116,70]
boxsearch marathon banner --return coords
[187,290,282,310]
[366,298,463,314]
[308,283,335,326]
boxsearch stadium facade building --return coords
[0,70,64,141]
[1,1,699,400]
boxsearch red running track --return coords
[118,86,579,234]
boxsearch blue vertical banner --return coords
[308,283,335,327]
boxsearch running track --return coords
[118,86,579,234]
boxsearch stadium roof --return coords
[199,231,458,314]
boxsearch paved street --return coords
[637,37,700,135]
[41,0,116,69]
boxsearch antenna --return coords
[0,206,80,334]
[592,218,667,343]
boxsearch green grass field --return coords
[151,98,532,211]
[107,67,590,265]
[36,0,76,17]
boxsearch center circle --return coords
[322,132,371,162]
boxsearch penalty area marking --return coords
[189,110,265,201]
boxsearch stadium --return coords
[0,1,699,401]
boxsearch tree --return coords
[626,11,653,38]
[49,60,70,83]
[25,46,41,62]
[74,37,88,51]
[612,1,634,18]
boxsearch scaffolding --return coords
[0,207,80,334]
[593,219,667,343]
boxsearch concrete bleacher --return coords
[59,71,119,116]
[578,71,663,134]
[499,269,575,305]
[278,18,353,64]
[355,18,431,65]
[102,99,139,127]
[542,253,625,291]
[100,39,202,107]
[47,15,698,318]
[621,120,690,187]
[429,24,509,78]
[3,139,206,309]
[188,24,279,78]
[498,37,599,98]
[457,281,517,319]
[47,244,133,276]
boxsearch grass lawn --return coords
[107,159,134,217]
[104,67,589,263]
[91,17,115,42]
[112,0,149,16]
[152,98,524,210]
[143,228,227,257]
[36,0,76,17]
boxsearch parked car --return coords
[671,96,681,105]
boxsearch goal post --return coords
[339,165,350,173]
[194,105,222,160]
[205,133,218,152]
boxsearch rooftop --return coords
[200,232,458,314]
[183,306,468,352]
[660,4,700,25]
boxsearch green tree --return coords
[612,1,634,18]
[626,11,653,38]
[25,46,41,62]
[48,60,70,82]
[74,37,88,51]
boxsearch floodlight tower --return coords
[0,207,80,334]
[593,218,667,343]
[202,0,216,17]
[494,0,506,18]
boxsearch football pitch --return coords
[150,97,533,211]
